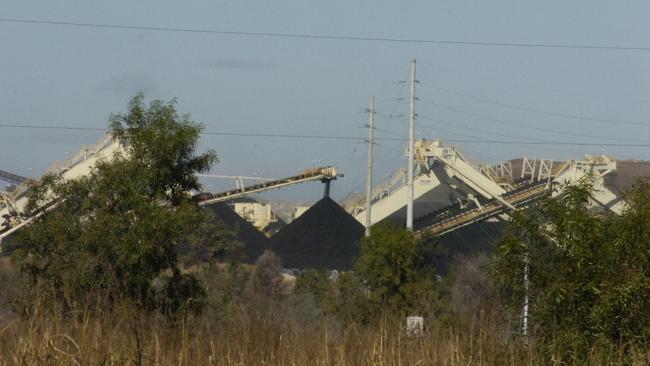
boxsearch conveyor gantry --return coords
[0,170,30,186]
[414,180,550,237]
[197,166,341,206]
[1,135,123,241]
[347,139,623,238]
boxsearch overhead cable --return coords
[2,17,650,51]
[1,122,649,147]
[418,99,649,142]
[419,82,649,126]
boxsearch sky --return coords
[2,1,650,202]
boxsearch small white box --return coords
[406,316,424,337]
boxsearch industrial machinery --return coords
[0,134,123,240]
[344,139,624,237]
[1,134,627,245]
[196,167,341,206]
[0,134,341,243]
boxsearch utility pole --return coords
[365,96,375,237]
[522,251,530,337]
[407,58,417,230]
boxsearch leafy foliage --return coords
[294,269,372,324]
[355,223,439,316]
[495,178,650,360]
[447,254,503,326]
[179,209,243,265]
[14,94,221,313]
[246,250,286,302]
[110,94,215,205]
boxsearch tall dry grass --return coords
[1,260,648,365]
[0,305,533,366]
[1,305,649,364]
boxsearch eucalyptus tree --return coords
[15,94,224,313]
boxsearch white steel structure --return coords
[347,140,512,225]
[345,139,625,238]
[232,202,278,231]
[552,154,624,214]
[196,167,340,206]
[0,134,341,242]
[0,134,123,241]
[1,133,627,244]
[290,206,310,222]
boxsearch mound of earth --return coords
[203,202,270,263]
[270,197,364,270]
[263,216,286,237]
[612,160,650,192]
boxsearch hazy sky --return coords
[2,1,650,201]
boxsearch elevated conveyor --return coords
[1,129,340,241]
[3,150,340,240]
[414,180,550,237]
[347,140,514,226]
[1,135,123,239]
[349,139,624,237]
[197,167,341,205]
[0,170,30,186]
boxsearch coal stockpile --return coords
[270,197,364,270]
[431,219,505,275]
[263,216,286,236]
[612,160,650,192]
[203,203,270,263]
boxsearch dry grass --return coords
[0,307,531,366]
[0,260,647,365]
[1,307,649,365]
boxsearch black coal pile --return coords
[270,197,364,270]
[203,203,270,263]
[263,216,286,237]
[431,219,505,275]
[612,160,650,192]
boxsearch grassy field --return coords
[1,307,648,365]
[0,309,531,365]
[1,260,648,365]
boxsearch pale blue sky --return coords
[2,1,650,201]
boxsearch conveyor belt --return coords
[0,169,29,186]
[2,167,341,239]
[415,181,550,237]
[197,167,340,205]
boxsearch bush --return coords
[12,94,221,314]
[356,223,440,317]
[495,179,650,361]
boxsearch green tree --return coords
[15,94,220,313]
[293,270,371,324]
[355,223,439,315]
[245,250,287,320]
[179,209,243,265]
[495,179,650,361]
[293,269,334,312]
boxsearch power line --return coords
[0,123,106,131]
[374,142,404,153]
[418,99,649,143]
[418,115,552,143]
[372,125,403,137]
[416,117,588,159]
[419,82,649,126]
[419,120,596,159]
[104,134,650,147]
[1,122,650,147]
[417,120,493,141]
[3,17,650,51]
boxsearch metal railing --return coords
[197,167,340,205]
